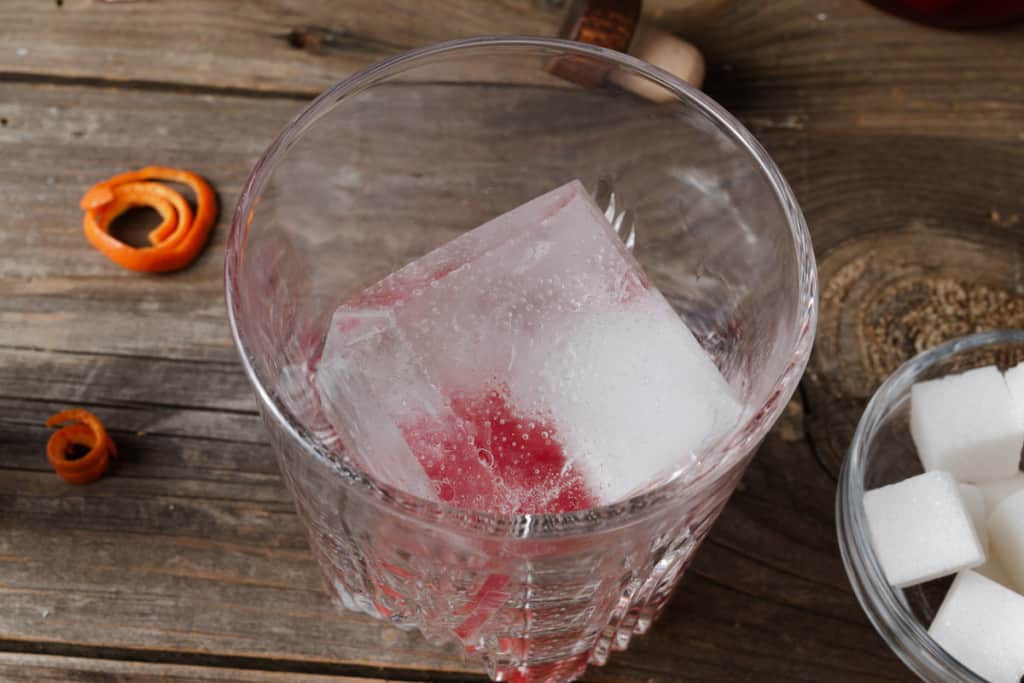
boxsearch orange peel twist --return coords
[80,166,217,272]
[45,408,117,484]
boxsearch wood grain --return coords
[2,0,1022,111]
[2,416,898,682]
[0,81,294,361]
[0,0,563,95]
[590,426,909,683]
[3,0,1024,681]
[0,429,473,676]
[1,74,885,678]
[0,653,381,682]
[0,70,903,678]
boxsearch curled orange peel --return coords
[45,408,117,485]
[81,166,217,272]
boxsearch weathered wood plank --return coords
[1,416,902,681]
[0,347,255,413]
[2,0,1021,112]
[0,395,260,447]
[0,0,563,95]
[0,429,473,675]
[0,653,383,682]
[593,426,909,682]
[4,68,1021,367]
[4,0,1024,681]
[0,82,297,362]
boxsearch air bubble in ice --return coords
[478,449,495,468]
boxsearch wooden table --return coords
[2,1,1022,680]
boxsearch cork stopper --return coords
[612,20,705,101]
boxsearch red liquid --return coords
[866,0,1024,27]
[326,260,601,515]
[401,389,595,514]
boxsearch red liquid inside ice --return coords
[401,390,595,514]
[323,186,656,516]
[344,257,616,515]
[326,263,603,514]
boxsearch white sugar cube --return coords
[976,558,1014,588]
[978,472,1024,512]
[863,471,984,588]
[959,484,988,552]
[1004,361,1024,428]
[989,489,1024,594]
[928,570,1024,683]
[910,365,1023,483]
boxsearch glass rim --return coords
[837,329,1024,681]
[224,35,818,538]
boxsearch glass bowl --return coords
[838,329,1024,682]
[226,36,816,683]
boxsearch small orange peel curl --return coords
[80,166,217,272]
[45,408,117,485]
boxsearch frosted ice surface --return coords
[316,309,443,502]
[505,290,742,503]
[315,180,743,512]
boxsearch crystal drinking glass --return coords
[225,36,816,683]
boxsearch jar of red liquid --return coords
[866,0,1024,28]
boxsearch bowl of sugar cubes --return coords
[838,329,1024,683]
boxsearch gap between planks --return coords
[0,71,573,103]
[0,642,487,683]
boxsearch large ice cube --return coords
[315,308,443,502]
[504,290,742,503]
[315,180,743,513]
